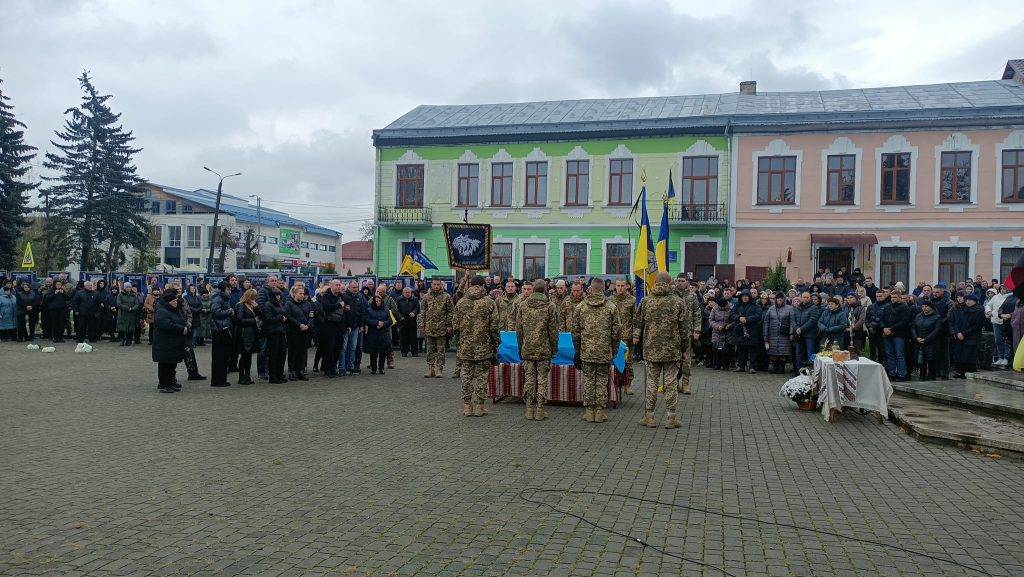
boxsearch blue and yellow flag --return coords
[633,186,655,303]
[399,244,438,277]
[655,171,675,272]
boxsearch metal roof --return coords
[373,80,1024,146]
[151,184,341,237]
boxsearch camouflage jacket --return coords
[675,287,702,335]
[549,291,566,327]
[610,292,635,343]
[513,293,559,360]
[560,294,584,332]
[570,295,620,363]
[494,293,520,332]
[419,289,453,337]
[634,282,691,362]
[454,285,499,361]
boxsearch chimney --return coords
[739,80,757,95]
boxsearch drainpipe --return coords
[724,119,735,267]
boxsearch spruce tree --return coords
[0,74,37,270]
[42,71,148,272]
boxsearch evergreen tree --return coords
[762,258,792,294]
[42,71,148,272]
[0,74,37,270]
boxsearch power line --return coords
[257,199,375,209]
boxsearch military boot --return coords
[594,408,608,423]
[664,413,682,429]
[463,403,473,417]
[583,407,595,422]
[535,406,548,421]
[425,365,435,378]
[639,413,656,428]
[435,367,443,378]
[525,406,535,420]
[474,404,488,417]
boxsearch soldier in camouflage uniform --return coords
[419,278,454,378]
[609,278,636,394]
[634,272,691,429]
[455,276,499,417]
[560,281,585,333]
[494,280,521,332]
[674,273,703,395]
[513,280,558,421]
[571,281,619,423]
[451,273,470,380]
[549,280,567,326]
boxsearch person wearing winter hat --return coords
[152,288,188,393]
[949,291,985,378]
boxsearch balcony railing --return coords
[378,205,432,225]
[667,202,727,223]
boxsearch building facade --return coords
[340,240,374,275]
[143,184,342,272]
[371,132,731,280]
[374,59,1024,287]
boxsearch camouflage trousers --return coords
[460,359,490,405]
[645,361,679,413]
[581,361,609,409]
[426,336,447,370]
[523,360,550,407]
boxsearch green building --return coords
[371,98,731,280]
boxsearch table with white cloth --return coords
[811,356,893,422]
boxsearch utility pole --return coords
[249,194,262,268]
[203,166,241,274]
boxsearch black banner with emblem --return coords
[442,223,491,270]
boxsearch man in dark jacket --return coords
[927,283,952,379]
[341,281,366,374]
[71,281,101,343]
[318,279,346,378]
[395,286,420,357]
[882,292,913,381]
[209,282,235,387]
[865,289,890,365]
[43,281,69,342]
[791,292,820,367]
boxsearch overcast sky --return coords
[2,0,1021,239]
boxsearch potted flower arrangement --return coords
[779,373,816,410]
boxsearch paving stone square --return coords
[1,341,1022,576]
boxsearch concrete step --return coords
[892,379,1024,416]
[966,370,1024,392]
[888,396,1024,456]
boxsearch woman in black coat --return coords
[260,287,289,384]
[363,294,392,375]
[912,302,943,381]
[948,293,986,378]
[233,289,260,385]
[152,289,188,393]
[285,284,316,381]
[43,282,70,343]
[730,290,763,374]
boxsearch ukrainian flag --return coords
[633,186,655,303]
[399,244,438,277]
[655,171,675,273]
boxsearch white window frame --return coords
[932,237,977,286]
[185,257,201,267]
[186,225,202,249]
[167,225,181,248]
[933,132,979,211]
[874,134,918,212]
[518,237,549,280]
[559,237,591,276]
[995,130,1024,211]
[452,150,481,209]
[601,236,634,276]
[820,137,862,211]
[873,237,918,290]
[679,139,725,209]
[751,139,802,212]
[993,237,1024,280]
[490,238,515,278]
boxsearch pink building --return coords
[729,60,1024,289]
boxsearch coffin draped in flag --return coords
[442,223,491,270]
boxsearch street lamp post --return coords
[249,194,262,269]
[203,167,241,275]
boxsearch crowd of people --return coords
[3,264,1021,418]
